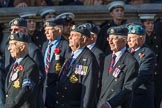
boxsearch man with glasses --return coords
[97,25,138,108]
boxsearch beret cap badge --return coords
[45,22,49,26]
[110,28,115,33]
[13,20,18,25]
[10,34,14,39]
[131,29,136,33]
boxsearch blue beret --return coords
[72,24,91,37]
[127,24,145,35]
[84,23,99,35]
[9,18,27,27]
[9,32,30,43]
[107,25,128,36]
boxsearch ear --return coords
[19,44,25,51]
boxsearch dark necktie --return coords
[60,55,73,80]
[108,54,116,73]
[45,43,53,73]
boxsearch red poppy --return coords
[54,48,60,54]
[18,65,24,71]
[139,53,145,58]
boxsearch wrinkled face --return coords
[69,31,85,51]
[108,35,126,53]
[110,7,125,20]
[10,26,27,34]
[8,40,22,58]
[127,34,144,49]
[26,19,36,32]
[143,20,154,33]
[45,26,59,41]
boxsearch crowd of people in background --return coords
[0,0,162,7]
[0,0,162,108]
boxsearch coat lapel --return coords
[100,52,127,97]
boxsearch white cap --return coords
[107,1,125,12]
[19,12,37,19]
[39,8,56,17]
[56,12,75,20]
[138,14,156,20]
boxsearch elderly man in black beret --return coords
[97,25,138,108]
[42,18,70,108]
[5,32,39,108]
[127,23,156,108]
[54,24,99,108]
[6,17,45,108]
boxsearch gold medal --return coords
[70,75,78,83]
[13,79,21,88]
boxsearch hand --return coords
[100,103,111,108]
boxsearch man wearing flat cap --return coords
[139,14,162,108]
[55,24,99,108]
[96,0,127,55]
[97,25,138,108]
[5,32,39,108]
[42,18,70,108]
[6,17,45,108]
[127,23,156,108]
[19,12,47,50]
[56,12,75,40]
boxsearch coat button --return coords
[56,92,59,95]
[64,87,67,90]
[111,89,114,92]
[62,95,64,98]
[6,94,8,97]
[56,100,59,104]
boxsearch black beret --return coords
[9,32,30,43]
[44,17,66,27]
[9,18,27,27]
[107,25,128,36]
[84,23,99,35]
[72,24,91,37]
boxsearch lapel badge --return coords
[82,59,87,62]
[10,34,14,40]
[70,75,78,83]
[110,28,114,34]
[13,20,18,25]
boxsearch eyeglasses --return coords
[9,28,19,32]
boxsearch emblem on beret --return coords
[66,15,70,20]
[10,34,14,39]
[131,29,136,33]
[45,22,49,26]
[110,28,114,33]
[71,25,76,30]
[13,20,18,25]
[70,75,78,83]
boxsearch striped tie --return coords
[108,54,116,73]
[60,55,73,80]
[45,43,53,73]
